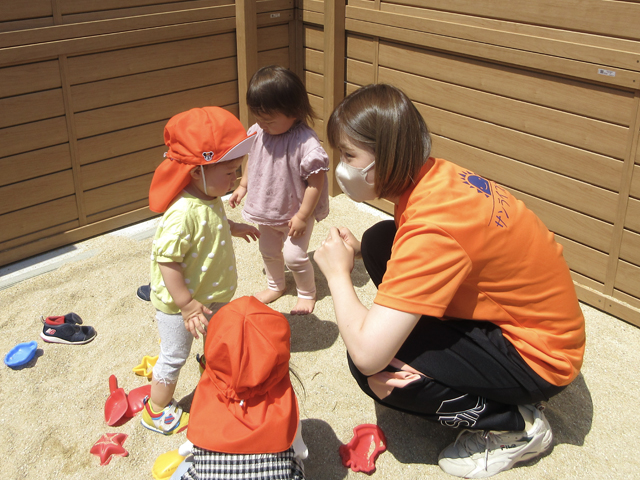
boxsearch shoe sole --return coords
[439,417,553,478]
[141,418,188,435]
[40,332,96,345]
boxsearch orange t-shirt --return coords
[375,158,585,386]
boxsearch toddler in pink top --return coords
[229,66,329,314]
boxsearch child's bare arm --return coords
[288,171,325,237]
[229,164,249,208]
[229,220,260,242]
[158,262,211,339]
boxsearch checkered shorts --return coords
[180,446,305,480]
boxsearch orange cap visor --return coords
[149,107,255,213]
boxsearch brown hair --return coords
[247,65,316,125]
[327,84,431,199]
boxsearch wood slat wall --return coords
[300,0,640,327]
[1,0,638,326]
[0,0,294,266]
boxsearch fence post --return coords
[323,0,346,196]
[236,0,258,129]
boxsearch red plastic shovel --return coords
[104,375,129,426]
[126,384,151,417]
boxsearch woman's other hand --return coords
[337,227,362,259]
[315,227,355,278]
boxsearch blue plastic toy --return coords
[4,341,38,369]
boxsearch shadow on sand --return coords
[370,372,593,470]
[300,418,348,480]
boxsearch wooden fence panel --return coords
[0,2,52,26]
[0,145,72,188]
[77,121,166,166]
[1,0,638,326]
[0,0,292,267]
[337,0,640,326]
[379,66,628,160]
[386,0,640,41]
[0,197,79,245]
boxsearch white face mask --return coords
[335,160,377,202]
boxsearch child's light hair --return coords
[247,65,317,125]
[327,84,431,199]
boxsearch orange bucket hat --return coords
[148,107,255,213]
[187,296,299,454]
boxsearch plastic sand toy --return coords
[133,355,158,379]
[4,341,38,369]
[105,375,129,426]
[90,433,129,465]
[126,384,152,416]
[339,424,387,474]
[152,449,185,480]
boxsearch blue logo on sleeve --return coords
[460,173,491,197]
[459,171,511,228]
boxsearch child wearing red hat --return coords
[142,107,261,435]
[174,296,307,479]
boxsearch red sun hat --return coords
[187,296,299,454]
[148,107,255,213]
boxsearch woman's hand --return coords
[316,227,421,376]
[180,299,212,339]
[337,227,362,259]
[229,220,260,242]
[315,227,356,278]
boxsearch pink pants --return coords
[258,217,316,299]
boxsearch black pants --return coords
[352,220,565,431]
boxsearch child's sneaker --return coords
[438,404,553,478]
[136,284,152,302]
[141,398,189,435]
[40,314,97,345]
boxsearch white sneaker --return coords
[141,398,189,435]
[438,404,553,478]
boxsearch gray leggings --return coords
[152,303,224,383]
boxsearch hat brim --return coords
[187,370,299,454]
[216,132,256,163]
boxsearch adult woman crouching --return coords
[314,84,585,479]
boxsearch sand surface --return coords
[1,194,639,479]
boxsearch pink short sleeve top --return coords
[242,122,330,226]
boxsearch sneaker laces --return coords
[452,429,506,472]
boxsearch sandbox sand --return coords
[1,194,638,479]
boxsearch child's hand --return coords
[229,185,247,208]
[229,221,260,242]
[288,214,307,238]
[180,299,212,339]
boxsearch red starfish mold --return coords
[90,433,129,465]
[339,424,387,475]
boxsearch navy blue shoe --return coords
[136,284,151,302]
[40,313,97,345]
